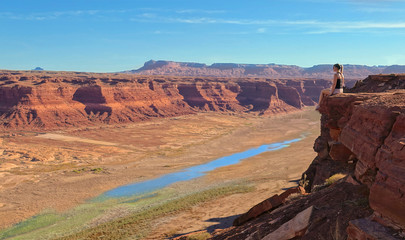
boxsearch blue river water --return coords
[103,134,307,198]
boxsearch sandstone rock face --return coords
[233,187,304,226]
[233,194,283,226]
[1,80,193,129]
[0,70,330,130]
[262,206,314,240]
[370,113,405,227]
[329,128,341,141]
[340,104,399,182]
[211,75,405,240]
[212,182,372,240]
[317,83,405,229]
[348,74,405,93]
[347,218,401,240]
[329,142,353,162]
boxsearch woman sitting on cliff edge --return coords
[315,63,344,110]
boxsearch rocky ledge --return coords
[208,75,405,240]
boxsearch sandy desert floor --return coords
[0,108,320,238]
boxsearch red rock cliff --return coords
[0,70,330,130]
[296,75,405,238]
[211,74,405,240]
[317,90,405,232]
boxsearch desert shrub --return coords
[90,167,104,173]
[312,184,328,192]
[186,231,211,240]
[285,193,302,202]
[325,173,347,186]
[299,174,309,189]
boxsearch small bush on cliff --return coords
[325,173,347,186]
[285,193,302,202]
[299,174,309,189]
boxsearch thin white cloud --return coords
[296,0,405,13]
[0,8,227,21]
[138,13,157,18]
[0,9,130,21]
[129,14,405,35]
[356,7,405,13]
[342,21,405,29]
[151,30,181,35]
[3,7,405,35]
[175,9,227,14]
[137,7,226,13]
[130,15,405,30]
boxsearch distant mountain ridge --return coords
[125,60,405,80]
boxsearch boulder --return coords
[262,206,314,240]
[233,194,283,226]
[347,218,401,240]
[233,187,305,226]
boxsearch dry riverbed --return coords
[0,109,320,238]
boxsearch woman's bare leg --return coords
[316,89,330,110]
[318,89,330,104]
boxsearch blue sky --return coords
[1,0,405,72]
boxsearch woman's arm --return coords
[330,74,337,95]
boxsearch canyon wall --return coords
[0,70,330,130]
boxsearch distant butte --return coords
[124,60,405,80]
[32,67,44,71]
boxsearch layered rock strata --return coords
[0,70,330,130]
[317,90,405,232]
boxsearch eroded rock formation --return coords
[317,91,405,232]
[0,70,330,130]
[211,74,405,239]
